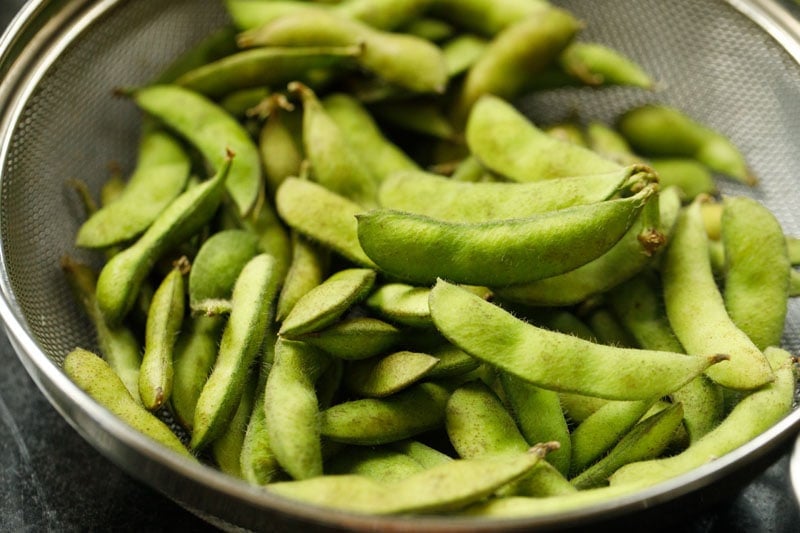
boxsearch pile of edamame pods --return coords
[60,0,800,520]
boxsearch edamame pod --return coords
[188,229,259,315]
[466,95,621,182]
[452,7,581,124]
[441,34,489,78]
[275,177,376,268]
[429,280,726,401]
[610,347,796,487]
[139,265,185,411]
[154,26,239,84]
[279,268,376,337]
[559,42,654,89]
[132,85,261,217]
[368,98,458,141]
[267,444,553,514]
[63,348,193,459]
[61,256,142,404]
[617,104,756,186]
[276,232,330,322]
[259,100,304,199]
[721,195,790,350]
[378,165,654,223]
[75,129,191,248]
[429,0,549,37]
[96,156,231,325]
[365,283,434,328]
[662,198,774,390]
[212,364,260,478]
[325,446,426,483]
[191,254,282,449]
[265,339,330,480]
[176,46,363,99]
[319,382,450,445]
[345,351,440,398]
[225,1,327,31]
[357,184,656,287]
[239,10,448,94]
[295,317,405,360]
[649,158,717,201]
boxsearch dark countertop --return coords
[2,2,800,532]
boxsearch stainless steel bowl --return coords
[2,0,800,531]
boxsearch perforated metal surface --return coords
[2,0,800,531]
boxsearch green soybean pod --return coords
[220,87,272,119]
[175,46,362,99]
[334,0,435,31]
[191,254,282,450]
[585,121,641,166]
[225,0,324,31]
[661,198,774,390]
[170,314,225,430]
[500,373,571,477]
[466,95,622,182]
[289,83,378,207]
[95,156,230,326]
[345,351,440,398]
[390,439,453,468]
[212,364,260,478]
[76,129,191,249]
[429,280,725,401]
[61,257,143,404]
[259,103,304,199]
[610,347,796,488]
[237,195,293,284]
[63,348,194,459]
[239,376,280,485]
[275,177,376,268]
[378,165,653,223]
[265,338,330,480]
[617,104,756,186]
[365,283,433,328]
[132,85,261,217]
[319,382,450,445]
[139,265,185,411]
[559,42,654,89]
[189,229,260,315]
[357,185,655,287]
[295,317,405,361]
[276,232,330,322]
[441,34,489,78]
[279,268,376,337]
[325,446,426,482]
[721,196,791,351]
[790,269,800,297]
[571,402,684,490]
[322,92,419,181]
[785,235,800,265]
[452,6,581,125]
[368,98,458,141]
[649,158,718,201]
[267,445,552,515]
[401,17,456,43]
[429,0,548,37]
[153,25,239,83]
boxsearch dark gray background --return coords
[1,1,800,532]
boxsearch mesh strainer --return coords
[2,0,800,530]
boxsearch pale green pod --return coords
[275,177,376,267]
[559,42,654,89]
[154,25,239,83]
[236,195,293,284]
[494,184,677,306]
[139,266,185,411]
[662,198,774,390]
[259,104,304,199]
[585,121,641,166]
[225,0,327,30]
[390,440,453,468]
[610,347,796,487]
[791,269,800,297]
[76,129,191,248]
[61,257,143,404]
[212,364,260,478]
[365,283,433,328]
[189,229,259,315]
[276,232,330,322]
[295,317,405,361]
[501,373,571,476]
[368,98,458,141]
[617,104,756,186]
[322,92,419,181]
[325,446,426,482]
[571,402,684,490]
[358,185,656,287]
[290,83,378,207]
[345,351,439,397]
[239,10,448,94]
[171,314,225,430]
[132,85,261,217]
[607,271,725,442]
[424,342,481,378]
[544,122,586,146]
[99,172,127,207]
[786,235,800,265]
[649,158,718,201]
[586,307,638,348]
[466,95,622,182]
[721,195,791,351]
[569,399,655,477]
[175,46,362,99]
[442,34,489,78]
[429,280,726,401]
[191,254,282,450]
[279,268,376,337]
[240,377,281,486]
[452,7,581,125]
[378,165,653,223]
[63,348,194,459]
[334,0,435,31]
[558,393,609,425]
[401,17,456,43]
[319,382,450,445]
[95,157,230,325]
[429,0,549,37]
[220,87,271,119]
[267,445,551,515]
[265,338,330,480]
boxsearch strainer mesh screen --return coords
[2,0,800,364]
